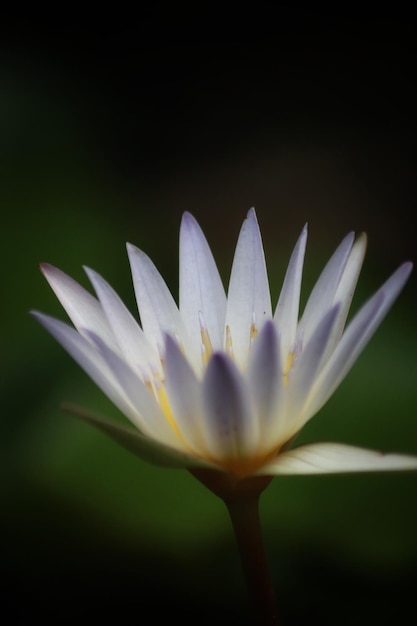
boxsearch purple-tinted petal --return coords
[202,352,256,458]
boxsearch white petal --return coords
[202,353,256,458]
[247,320,285,450]
[305,262,413,419]
[225,209,272,369]
[298,232,354,345]
[164,335,207,454]
[86,331,181,449]
[127,244,189,353]
[256,442,417,475]
[289,303,341,420]
[65,404,215,469]
[179,212,227,353]
[318,233,368,363]
[274,224,307,360]
[40,264,119,351]
[31,311,141,425]
[332,233,367,331]
[84,267,160,375]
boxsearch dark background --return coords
[1,6,417,624]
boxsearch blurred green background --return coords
[1,8,417,625]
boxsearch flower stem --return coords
[225,494,280,626]
[190,469,280,625]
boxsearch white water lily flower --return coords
[32,209,417,479]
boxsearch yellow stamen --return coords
[155,381,181,437]
[199,314,213,366]
[250,320,258,344]
[283,351,295,386]
[144,377,154,395]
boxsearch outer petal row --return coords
[84,267,160,376]
[62,403,216,470]
[303,262,413,421]
[40,263,120,353]
[31,312,184,451]
[256,442,417,475]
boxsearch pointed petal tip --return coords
[126,241,140,252]
[29,310,56,327]
[126,242,145,259]
[181,210,195,224]
[29,309,41,320]
[82,265,107,287]
[394,261,413,286]
[180,210,202,235]
[259,318,279,341]
[346,230,355,244]
[82,265,95,278]
[354,231,368,256]
[207,350,235,374]
[383,261,414,293]
[163,331,178,350]
[402,260,413,275]
[298,223,308,241]
[210,350,228,364]
[39,262,57,277]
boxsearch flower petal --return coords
[297,232,354,345]
[164,334,207,453]
[40,263,119,351]
[247,320,285,450]
[332,233,367,332]
[225,208,272,368]
[179,212,227,354]
[84,267,160,375]
[317,233,368,364]
[288,303,341,421]
[274,224,307,361]
[86,331,181,448]
[256,442,417,475]
[202,352,256,459]
[127,244,189,354]
[31,311,140,424]
[64,404,215,469]
[304,262,413,419]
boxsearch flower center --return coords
[145,318,294,477]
